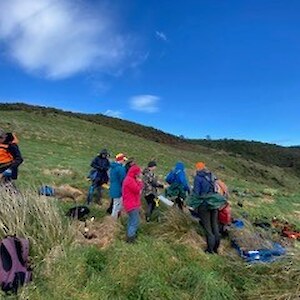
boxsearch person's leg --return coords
[175,197,183,210]
[145,194,156,221]
[127,209,140,241]
[86,184,95,205]
[95,184,102,205]
[111,197,122,219]
[106,198,114,214]
[210,209,220,253]
[198,205,215,253]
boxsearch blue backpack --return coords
[165,170,179,184]
[38,186,55,197]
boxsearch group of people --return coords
[86,149,228,253]
[0,127,228,254]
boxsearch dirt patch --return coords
[260,196,275,204]
[75,216,121,249]
[54,184,83,201]
[43,168,74,177]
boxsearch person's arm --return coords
[193,175,202,195]
[127,178,143,194]
[8,144,23,168]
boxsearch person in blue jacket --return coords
[109,153,127,218]
[86,149,110,205]
[165,161,190,209]
[193,162,220,254]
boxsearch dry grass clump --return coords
[0,188,74,261]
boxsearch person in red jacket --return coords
[122,165,143,243]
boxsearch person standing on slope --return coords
[165,161,190,209]
[109,153,127,218]
[142,161,164,222]
[188,162,226,254]
[122,165,143,243]
[86,149,110,205]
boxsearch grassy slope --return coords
[0,109,300,299]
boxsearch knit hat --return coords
[148,161,157,168]
[195,162,205,170]
[115,153,127,162]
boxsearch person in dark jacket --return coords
[109,153,127,218]
[193,162,220,254]
[86,149,110,205]
[165,161,190,210]
[0,129,23,182]
[142,161,164,222]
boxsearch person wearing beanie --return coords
[142,161,164,222]
[0,129,23,182]
[122,165,144,243]
[86,148,110,205]
[109,153,127,218]
[192,162,221,254]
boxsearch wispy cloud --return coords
[155,31,168,42]
[103,109,123,118]
[130,95,160,113]
[0,0,133,79]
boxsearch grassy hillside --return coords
[0,107,299,299]
[191,139,300,177]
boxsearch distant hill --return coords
[190,139,300,177]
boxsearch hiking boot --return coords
[126,236,136,243]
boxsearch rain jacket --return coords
[142,167,163,197]
[0,133,23,179]
[122,165,143,213]
[109,162,126,198]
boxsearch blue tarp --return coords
[231,219,286,263]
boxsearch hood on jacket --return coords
[196,169,210,177]
[127,165,141,178]
[175,162,185,171]
[110,161,121,169]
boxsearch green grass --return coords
[0,109,299,299]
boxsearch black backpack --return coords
[66,206,90,221]
[0,236,32,294]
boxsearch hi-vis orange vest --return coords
[0,134,18,165]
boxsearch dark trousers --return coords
[145,194,156,219]
[198,205,220,253]
[86,181,102,205]
[175,197,183,210]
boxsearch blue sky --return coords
[0,0,300,146]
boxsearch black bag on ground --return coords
[66,206,90,220]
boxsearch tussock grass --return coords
[0,188,74,262]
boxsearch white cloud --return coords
[0,0,132,79]
[103,109,122,118]
[155,31,167,42]
[130,95,160,113]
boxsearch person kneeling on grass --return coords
[122,165,143,243]
[142,161,164,222]
[109,153,127,219]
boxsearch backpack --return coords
[0,236,32,293]
[66,206,90,221]
[38,185,55,197]
[218,203,232,225]
[165,170,178,184]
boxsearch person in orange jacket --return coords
[0,129,23,181]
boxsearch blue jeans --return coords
[127,209,140,238]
